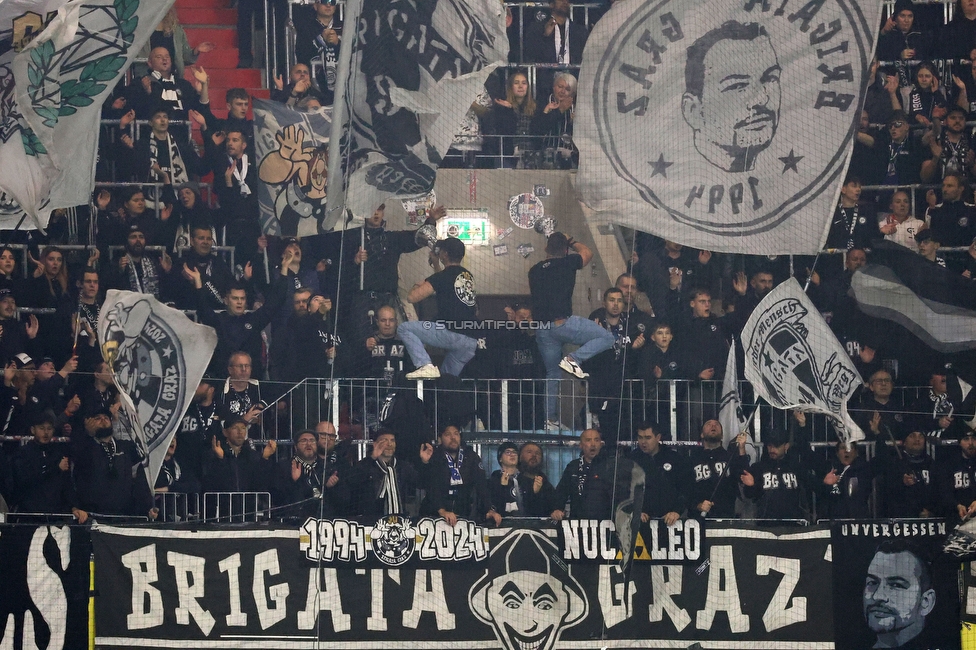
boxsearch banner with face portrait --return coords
[831,520,960,650]
[253,99,334,237]
[575,0,883,254]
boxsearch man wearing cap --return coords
[399,236,479,380]
[936,425,976,522]
[488,442,534,518]
[915,229,946,267]
[740,430,810,520]
[421,423,497,526]
[0,288,40,366]
[351,428,432,518]
[529,232,615,430]
[13,410,87,521]
[110,223,173,299]
[343,203,448,348]
[204,415,277,494]
[819,441,873,519]
[877,0,932,65]
[73,410,156,518]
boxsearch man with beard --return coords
[171,224,232,310]
[275,429,329,519]
[924,106,974,181]
[13,410,87,521]
[924,171,976,247]
[551,429,634,521]
[351,428,432,518]
[726,268,774,336]
[73,412,157,519]
[343,203,448,347]
[314,420,353,516]
[936,425,976,521]
[681,21,781,173]
[882,430,937,519]
[862,541,936,649]
[740,429,809,520]
[686,419,750,519]
[517,442,558,517]
[421,423,497,526]
[820,442,874,520]
[187,252,289,378]
[110,224,173,300]
[362,305,415,384]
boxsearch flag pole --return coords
[706,407,760,508]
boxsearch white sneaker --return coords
[406,364,440,380]
[544,420,568,431]
[559,356,589,379]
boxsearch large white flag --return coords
[0,0,174,230]
[574,0,883,254]
[741,278,864,445]
[325,0,507,228]
[98,290,217,490]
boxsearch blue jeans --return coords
[398,321,478,377]
[535,316,615,422]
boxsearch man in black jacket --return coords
[186,253,289,378]
[629,420,686,519]
[351,428,432,519]
[551,429,637,521]
[13,410,87,521]
[740,429,809,521]
[73,416,156,519]
[686,419,750,519]
[420,423,497,526]
[936,425,976,522]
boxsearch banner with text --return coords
[92,520,833,649]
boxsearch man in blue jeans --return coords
[400,237,479,379]
[529,232,614,430]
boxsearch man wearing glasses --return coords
[855,369,905,442]
[216,351,266,433]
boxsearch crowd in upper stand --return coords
[3,0,976,525]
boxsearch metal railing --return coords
[202,491,271,523]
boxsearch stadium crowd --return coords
[1,0,976,526]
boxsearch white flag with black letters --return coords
[574,0,883,254]
[741,278,864,445]
[98,290,217,490]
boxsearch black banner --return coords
[92,520,833,649]
[0,524,90,650]
[832,520,960,650]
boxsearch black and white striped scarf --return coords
[148,133,188,185]
[376,457,402,514]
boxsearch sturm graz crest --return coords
[100,296,186,450]
[368,515,417,566]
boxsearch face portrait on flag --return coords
[681,21,781,173]
[469,529,587,650]
[575,0,880,253]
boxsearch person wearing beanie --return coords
[274,429,328,520]
[12,410,87,522]
[488,442,530,518]
[349,428,432,518]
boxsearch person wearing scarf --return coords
[420,423,498,526]
[128,107,207,189]
[275,429,329,519]
[351,428,432,518]
[110,224,172,299]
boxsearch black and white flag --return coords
[742,278,864,445]
[325,0,507,226]
[98,290,217,490]
[719,343,759,463]
[574,0,882,253]
[253,98,332,237]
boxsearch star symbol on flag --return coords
[763,350,774,369]
[778,149,803,174]
[649,154,673,178]
[162,346,173,359]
